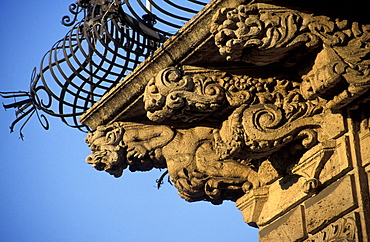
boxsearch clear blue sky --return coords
[0,1,258,241]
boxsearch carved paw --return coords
[126,144,147,159]
[242,181,253,192]
[243,170,261,193]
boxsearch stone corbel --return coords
[85,64,333,205]
[85,0,370,216]
[144,65,324,159]
[85,121,262,205]
[84,54,367,210]
[85,122,173,176]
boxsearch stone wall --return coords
[238,104,370,241]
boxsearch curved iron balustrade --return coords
[121,0,207,35]
[0,0,207,138]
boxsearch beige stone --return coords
[236,187,269,227]
[305,215,358,241]
[81,0,370,240]
[259,206,306,242]
[258,176,309,226]
[305,175,357,234]
[360,132,370,167]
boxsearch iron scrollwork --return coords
[1,0,208,137]
[1,0,165,137]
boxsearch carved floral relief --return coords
[211,3,370,110]
[144,67,225,123]
[85,63,330,204]
[85,2,370,212]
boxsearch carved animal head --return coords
[85,122,173,177]
[85,123,127,177]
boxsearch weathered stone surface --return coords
[305,175,357,234]
[360,132,370,167]
[80,0,370,240]
[258,175,309,226]
[305,215,358,242]
[259,206,306,242]
[291,135,352,190]
[318,136,352,185]
[236,187,269,227]
[85,122,261,204]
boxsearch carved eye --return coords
[90,144,100,152]
[106,129,122,145]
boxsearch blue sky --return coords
[0,1,258,241]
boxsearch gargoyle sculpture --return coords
[85,2,370,207]
[85,121,262,204]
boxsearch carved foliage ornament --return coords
[86,64,326,204]
[144,66,322,159]
[143,67,225,123]
[85,3,370,206]
[211,3,369,66]
[211,3,370,110]
[306,217,357,241]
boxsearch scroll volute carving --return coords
[210,3,323,65]
[211,3,370,110]
[85,2,370,207]
[306,217,357,241]
[85,65,327,205]
[144,67,225,123]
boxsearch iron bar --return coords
[1,0,209,135]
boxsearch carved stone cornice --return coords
[79,0,249,130]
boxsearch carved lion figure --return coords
[85,122,261,204]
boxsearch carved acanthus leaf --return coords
[211,3,370,111]
[211,3,370,69]
[214,103,320,161]
[211,3,323,65]
[144,67,225,123]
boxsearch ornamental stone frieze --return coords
[81,0,370,240]
[211,3,370,110]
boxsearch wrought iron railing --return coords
[0,0,207,138]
